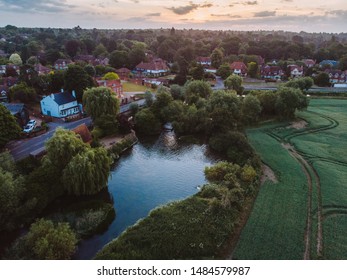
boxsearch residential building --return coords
[196,56,212,67]
[302,59,316,68]
[319,60,338,69]
[135,58,169,77]
[54,59,73,70]
[324,69,347,84]
[230,61,248,76]
[34,63,51,75]
[40,90,80,119]
[96,79,123,99]
[260,65,284,80]
[0,85,9,102]
[116,68,131,79]
[288,64,304,78]
[2,102,29,127]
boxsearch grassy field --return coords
[122,81,153,92]
[234,98,347,259]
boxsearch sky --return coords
[0,0,346,33]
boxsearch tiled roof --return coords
[230,61,247,71]
[136,58,169,71]
[196,56,211,63]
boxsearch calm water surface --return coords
[75,132,218,259]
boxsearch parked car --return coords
[23,124,35,133]
[27,120,37,126]
[23,119,37,133]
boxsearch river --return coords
[75,131,218,259]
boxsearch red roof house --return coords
[135,58,169,77]
[230,61,248,76]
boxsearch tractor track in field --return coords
[263,109,338,259]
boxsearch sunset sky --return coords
[0,0,346,33]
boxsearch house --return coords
[302,59,316,68]
[72,124,92,144]
[204,67,217,74]
[116,68,131,79]
[2,76,19,87]
[324,69,347,84]
[196,56,212,67]
[0,65,6,75]
[319,60,338,69]
[288,64,304,78]
[230,61,248,76]
[94,57,109,66]
[54,59,73,70]
[135,58,169,77]
[34,63,51,75]
[96,79,123,99]
[2,102,29,127]
[260,65,284,80]
[0,85,9,102]
[40,90,80,119]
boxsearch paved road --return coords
[7,99,147,161]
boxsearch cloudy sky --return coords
[0,0,346,33]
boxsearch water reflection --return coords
[75,132,218,259]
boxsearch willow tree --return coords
[62,147,111,195]
[44,127,87,171]
[83,86,120,135]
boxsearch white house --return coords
[40,90,80,119]
[135,58,169,77]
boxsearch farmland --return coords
[233,98,347,260]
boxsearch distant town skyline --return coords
[0,0,346,33]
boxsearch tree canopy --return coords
[0,104,21,148]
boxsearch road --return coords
[7,99,146,161]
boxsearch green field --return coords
[234,99,347,259]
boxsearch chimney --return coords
[51,94,55,100]
[61,88,64,93]
[72,90,76,98]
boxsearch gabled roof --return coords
[116,67,131,73]
[2,102,25,115]
[319,60,338,67]
[230,61,247,71]
[135,58,169,71]
[196,56,211,63]
[50,91,76,105]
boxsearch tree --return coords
[65,40,80,58]
[242,94,262,124]
[144,91,154,107]
[170,84,184,100]
[48,70,65,92]
[9,53,22,65]
[189,63,205,80]
[93,43,108,58]
[256,90,278,116]
[10,219,77,260]
[0,104,21,148]
[128,45,146,69]
[135,108,161,135]
[84,64,96,77]
[184,80,212,104]
[339,55,347,71]
[64,64,94,101]
[44,128,87,171]
[224,74,243,94]
[247,62,258,78]
[211,48,223,69]
[83,87,120,135]
[102,72,120,80]
[151,88,174,122]
[9,82,37,103]
[109,50,129,69]
[284,77,313,91]
[216,63,232,80]
[206,90,241,132]
[314,72,330,87]
[63,147,111,196]
[0,165,25,232]
[275,87,308,119]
